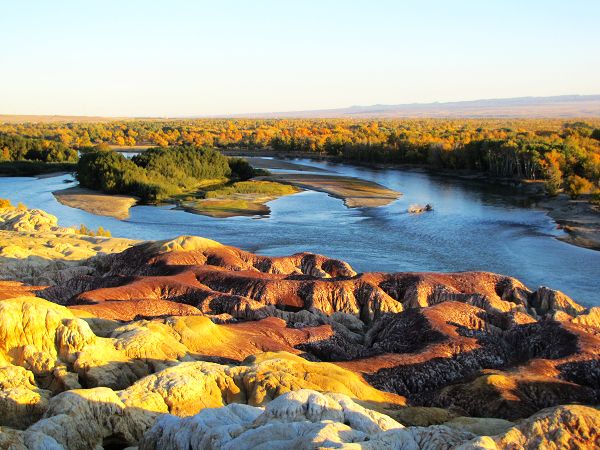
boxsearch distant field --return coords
[0,115,124,123]
[2,95,600,121]
[0,115,168,124]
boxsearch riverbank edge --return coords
[224,149,600,251]
[258,173,400,208]
[52,179,302,220]
[53,186,138,220]
[10,151,599,251]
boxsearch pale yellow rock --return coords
[0,296,402,425]
[0,364,51,429]
[12,363,404,449]
[0,207,72,233]
[0,297,139,391]
[0,295,406,441]
[165,315,237,353]
[153,235,224,254]
[18,345,56,375]
[112,320,190,361]
[0,297,82,365]
[443,416,514,436]
[0,207,134,285]
[70,310,123,337]
[531,286,585,317]
[458,404,600,449]
[571,306,600,328]
[0,426,62,450]
[240,352,402,407]
[121,352,403,419]
[139,389,401,450]
[27,387,146,450]
[120,361,242,416]
[139,390,479,450]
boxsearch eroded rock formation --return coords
[0,206,134,285]
[0,210,598,448]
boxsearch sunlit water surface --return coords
[1,158,598,306]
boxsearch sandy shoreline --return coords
[176,199,272,218]
[261,173,400,208]
[35,171,73,179]
[242,157,331,173]
[241,156,401,207]
[536,195,600,250]
[26,153,600,251]
[53,186,138,220]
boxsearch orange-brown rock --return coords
[2,232,600,448]
[0,281,45,300]
[39,237,546,326]
[69,299,204,321]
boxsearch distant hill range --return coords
[231,95,600,119]
[2,95,600,123]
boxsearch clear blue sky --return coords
[1,0,598,116]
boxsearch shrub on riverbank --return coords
[228,157,255,180]
[567,175,595,199]
[0,198,28,210]
[76,224,112,237]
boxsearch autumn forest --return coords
[1,118,600,199]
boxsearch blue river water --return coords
[0,158,598,306]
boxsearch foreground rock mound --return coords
[27,236,600,422]
[0,206,134,285]
[463,404,600,449]
[141,390,599,450]
[0,220,599,449]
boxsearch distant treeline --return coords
[77,146,254,202]
[317,135,600,196]
[0,161,77,177]
[1,118,600,196]
[0,132,77,163]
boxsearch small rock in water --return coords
[408,203,433,213]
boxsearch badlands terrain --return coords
[0,205,599,449]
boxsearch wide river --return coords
[1,158,599,306]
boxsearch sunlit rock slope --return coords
[0,208,598,449]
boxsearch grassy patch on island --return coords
[181,180,299,217]
[204,181,297,198]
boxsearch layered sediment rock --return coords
[0,206,134,285]
[0,211,599,449]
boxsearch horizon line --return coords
[2,93,600,121]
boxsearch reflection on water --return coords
[0,158,598,306]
